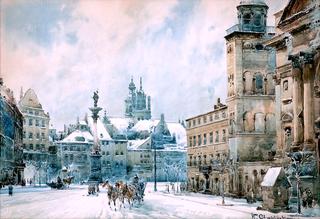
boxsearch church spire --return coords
[129,76,136,92]
[140,77,143,91]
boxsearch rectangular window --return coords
[193,120,196,126]
[29,119,33,126]
[36,144,40,150]
[42,120,45,127]
[210,114,213,121]
[210,132,213,144]
[198,135,201,146]
[198,118,201,125]
[41,144,45,150]
[203,133,207,145]
[215,131,219,143]
[283,80,288,91]
[41,133,45,139]
[189,121,192,128]
[215,113,219,120]
[222,129,226,142]
[193,136,196,146]
[189,137,192,147]
[198,156,202,165]
[29,132,33,139]
[23,131,26,138]
[36,133,40,139]
[203,116,207,123]
[35,111,39,115]
[35,119,39,127]
[29,144,33,150]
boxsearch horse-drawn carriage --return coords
[101,175,147,211]
[46,176,74,189]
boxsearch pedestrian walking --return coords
[8,184,13,196]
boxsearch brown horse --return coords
[117,182,136,209]
[102,181,119,211]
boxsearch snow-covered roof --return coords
[166,122,186,146]
[61,130,94,143]
[109,117,130,134]
[79,120,87,126]
[132,120,159,132]
[163,144,187,152]
[87,117,112,140]
[131,119,187,147]
[128,137,151,150]
[261,167,282,187]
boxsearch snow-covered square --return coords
[0,183,299,219]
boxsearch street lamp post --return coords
[292,157,301,214]
[154,144,157,192]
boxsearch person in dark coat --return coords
[8,184,13,196]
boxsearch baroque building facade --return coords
[0,78,25,185]
[124,77,151,121]
[266,0,320,210]
[225,0,277,199]
[57,114,127,182]
[186,98,229,194]
[18,88,52,185]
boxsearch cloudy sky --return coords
[1,0,287,130]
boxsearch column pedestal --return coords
[88,153,102,183]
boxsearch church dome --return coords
[239,0,267,6]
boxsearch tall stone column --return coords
[88,90,102,184]
[300,51,316,151]
[289,55,304,150]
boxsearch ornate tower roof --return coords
[236,0,268,33]
[128,76,136,92]
[139,77,143,91]
[239,0,267,7]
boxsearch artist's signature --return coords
[251,213,288,219]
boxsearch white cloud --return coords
[1,0,287,130]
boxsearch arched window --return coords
[254,73,263,94]
[243,13,251,24]
[254,112,265,133]
[265,113,276,133]
[243,111,254,132]
[253,14,262,26]
[243,71,254,94]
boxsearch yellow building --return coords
[186,98,229,194]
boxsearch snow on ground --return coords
[0,183,312,219]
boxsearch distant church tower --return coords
[124,77,151,120]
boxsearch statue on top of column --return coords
[93,90,99,107]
